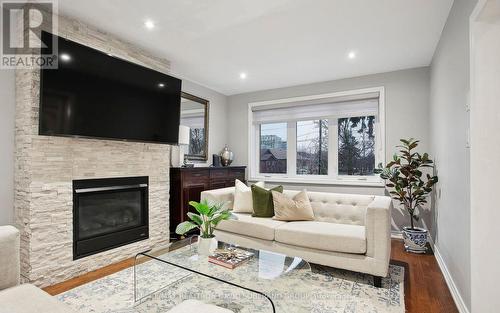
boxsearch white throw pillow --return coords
[233,179,264,213]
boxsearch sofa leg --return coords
[373,276,382,288]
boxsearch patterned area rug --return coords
[57,247,405,313]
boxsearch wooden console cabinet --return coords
[169,166,246,236]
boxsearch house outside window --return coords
[259,123,287,174]
[248,87,385,186]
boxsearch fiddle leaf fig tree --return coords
[380,138,438,230]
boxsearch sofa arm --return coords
[0,225,20,290]
[365,196,392,275]
[200,187,235,210]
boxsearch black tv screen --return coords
[39,31,181,144]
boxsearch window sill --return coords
[248,176,385,187]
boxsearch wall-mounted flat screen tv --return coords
[39,31,181,144]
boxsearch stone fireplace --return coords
[15,13,171,287]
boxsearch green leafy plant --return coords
[175,200,234,238]
[380,138,438,230]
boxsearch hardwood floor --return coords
[43,257,135,296]
[390,240,458,313]
[43,239,458,313]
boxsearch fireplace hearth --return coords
[73,176,149,259]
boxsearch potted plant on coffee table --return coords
[175,200,234,255]
[380,138,438,253]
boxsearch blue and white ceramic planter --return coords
[402,227,428,253]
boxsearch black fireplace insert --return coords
[73,176,149,259]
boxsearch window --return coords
[249,87,384,185]
[297,120,328,175]
[259,123,287,174]
[338,116,375,176]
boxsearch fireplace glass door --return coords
[78,189,143,239]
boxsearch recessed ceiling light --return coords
[158,83,165,88]
[144,20,155,30]
[60,53,71,62]
[239,72,247,79]
[348,51,357,59]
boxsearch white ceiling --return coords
[56,0,454,95]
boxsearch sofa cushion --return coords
[216,213,287,240]
[233,180,264,213]
[272,190,314,221]
[201,187,236,210]
[0,284,77,313]
[283,191,374,226]
[251,185,283,218]
[275,221,366,254]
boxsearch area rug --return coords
[57,246,405,313]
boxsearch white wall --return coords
[227,67,431,231]
[429,0,478,311]
[0,69,15,226]
[181,79,228,166]
[470,1,500,312]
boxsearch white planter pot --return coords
[197,236,218,256]
[402,227,428,253]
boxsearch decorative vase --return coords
[402,226,428,253]
[219,145,234,167]
[197,236,218,256]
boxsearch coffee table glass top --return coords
[155,238,310,280]
[133,237,312,312]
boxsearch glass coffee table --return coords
[133,238,311,313]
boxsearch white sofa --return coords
[0,225,78,313]
[201,187,392,286]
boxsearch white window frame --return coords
[248,87,385,186]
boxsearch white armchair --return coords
[0,225,20,290]
[0,225,78,313]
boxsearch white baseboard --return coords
[391,231,403,239]
[428,233,435,249]
[433,245,470,313]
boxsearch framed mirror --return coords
[180,92,209,161]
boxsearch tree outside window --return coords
[338,116,375,176]
[296,120,328,175]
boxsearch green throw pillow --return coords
[251,184,283,217]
